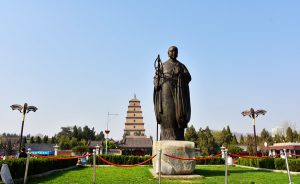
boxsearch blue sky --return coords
[0,1,299,140]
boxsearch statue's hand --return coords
[173,66,181,75]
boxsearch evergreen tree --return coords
[51,136,57,144]
[293,130,298,142]
[239,135,245,144]
[205,126,217,154]
[231,135,238,145]
[184,125,198,144]
[220,128,228,146]
[43,135,49,143]
[245,134,255,155]
[226,126,233,144]
[286,127,293,142]
[72,126,79,140]
[36,136,42,144]
[30,136,35,143]
[95,131,105,141]
[197,128,209,156]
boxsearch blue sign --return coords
[31,151,54,155]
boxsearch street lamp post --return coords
[105,112,118,155]
[241,108,266,156]
[10,103,38,153]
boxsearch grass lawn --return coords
[23,165,300,184]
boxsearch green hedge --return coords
[86,154,224,166]
[87,155,152,165]
[238,158,275,169]
[195,157,225,165]
[0,157,77,179]
[238,158,300,172]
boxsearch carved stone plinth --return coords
[152,141,195,175]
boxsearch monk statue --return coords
[153,46,191,140]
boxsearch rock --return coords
[152,141,195,175]
[1,164,14,184]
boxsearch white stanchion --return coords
[158,149,161,184]
[283,149,293,184]
[93,149,96,184]
[24,148,31,184]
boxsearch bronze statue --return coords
[154,46,191,140]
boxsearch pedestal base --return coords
[152,140,195,175]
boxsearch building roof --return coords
[120,136,152,148]
[268,142,300,150]
[89,141,103,148]
[25,143,56,151]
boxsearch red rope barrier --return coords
[163,154,222,161]
[98,154,157,168]
[229,153,281,158]
[31,154,84,160]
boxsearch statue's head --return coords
[168,46,178,60]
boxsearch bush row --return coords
[86,154,225,166]
[0,157,78,179]
[87,155,152,165]
[238,158,300,172]
[195,157,225,165]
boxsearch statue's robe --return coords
[154,59,191,140]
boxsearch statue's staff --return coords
[154,54,163,141]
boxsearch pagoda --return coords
[124,94,145,137]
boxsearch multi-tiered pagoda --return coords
[120,95,152,156]
[124,94,145,137]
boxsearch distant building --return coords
[120,136,152,155]
[26,143,55,155]
[120,95,152,156]
[267,142,300,158]
[272,126,285,137]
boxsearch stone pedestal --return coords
[152,141,195,175]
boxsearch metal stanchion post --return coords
[158,149,162,184]
[283,149,292,184]
[225,149,228,184]
[93,149,96,184]
[24,148,31,184]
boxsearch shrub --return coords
[195,157,225,165]
[238,157,300,172]
[0,156,77,179]
[238,158,275,169]
[87,155,152,165]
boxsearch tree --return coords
[36,136,42,144]
[70,137,78,148]
[57,127,73,139]
[205,126,217,155]
[274,134,282,143]
[30,136,35,143]
[226,126,233,144]
[245,134,255,155]
[43,136,49,143]
[293,130,298,142]
[197,128,209,156]
[286,127,293,142]
[231,135,238,145]
[59,135,71,150]
[82,126,96,141]
[239,135,245,145]
[260,128,273,145]
[95,131,105,141]
[72,126,79,140]
[184,125,198,145]
[51,136,57,144]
